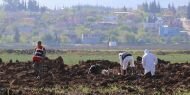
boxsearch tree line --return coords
[2,0,47,12]
[141,0,177,14]
[0,1,189,45]
[141,0,161,13]
[141,0,190,20]
[187,2,190,19]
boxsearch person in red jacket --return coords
[32,41,46,78]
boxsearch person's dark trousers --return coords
[144,72,152,78]
[33,62,41,76]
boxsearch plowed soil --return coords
[0,56,189,95]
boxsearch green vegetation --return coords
[19,85,141,95]
[187,2,190,19]
[0,0,190,45]
[18,85,190,95]
[0,51,189,64]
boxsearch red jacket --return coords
[32,45,46,63]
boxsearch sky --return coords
[0,0,190,9]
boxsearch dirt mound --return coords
[0,57,190,95]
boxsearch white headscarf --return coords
[119,53,123,56]
[144,49,149,55]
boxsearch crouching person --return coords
[142,49,158,77]
[88,64,103,75]
[119,52,135,76]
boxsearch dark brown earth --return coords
[0,56,189,95]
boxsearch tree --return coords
[0,10,6,21]
[41,33,56,44]
[152,0,157,13]
[75,25,90,39]
[13,28,20,43]
[108,30,119,42]
[28,0,40,12]
[1,35,14,43]
[3,0,20,11]
[86,16,96,22]
[123,6,127,12]
[187,2,190,19]
[40,6,48,13]
[157,2,161,13]
[60,33,69,43]
[54,33,61,44]
[142,2,149,12]
[20,34,30,43]
[3,0,41,11]
[18,0,27,11]
[171,4,176,14]
[124,32,137,44]
[168,3,176,14]
[171,35,183,43]
[168,4,171,10]
[146,0,160,13]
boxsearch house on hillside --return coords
[90,15,118,30]
[91,22,117,30]
[159,25,181,37]
[19,17,35,25]
[81,33,103,44]
[114,11,139,26]
[102,16,118,23]
[162,16,182,28]
[187,32,190,36]
[60,15,85,26]
[161,8,176,17]
[144,15,163,32]
[181,18,190,31]
[144,14,183,34]
[108,41,117,47]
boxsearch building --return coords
[81,33,102,44]
[159,25,181,37]
[108,41,117,47]
[144,15,163,32]
[181,18,190,31]
[162,16,182,27]
[91,22,117,31]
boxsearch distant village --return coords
[0,0,190,48]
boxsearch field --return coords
[0,50,190,64]
[0,50,190,95]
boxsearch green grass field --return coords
[0,51,189,64]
